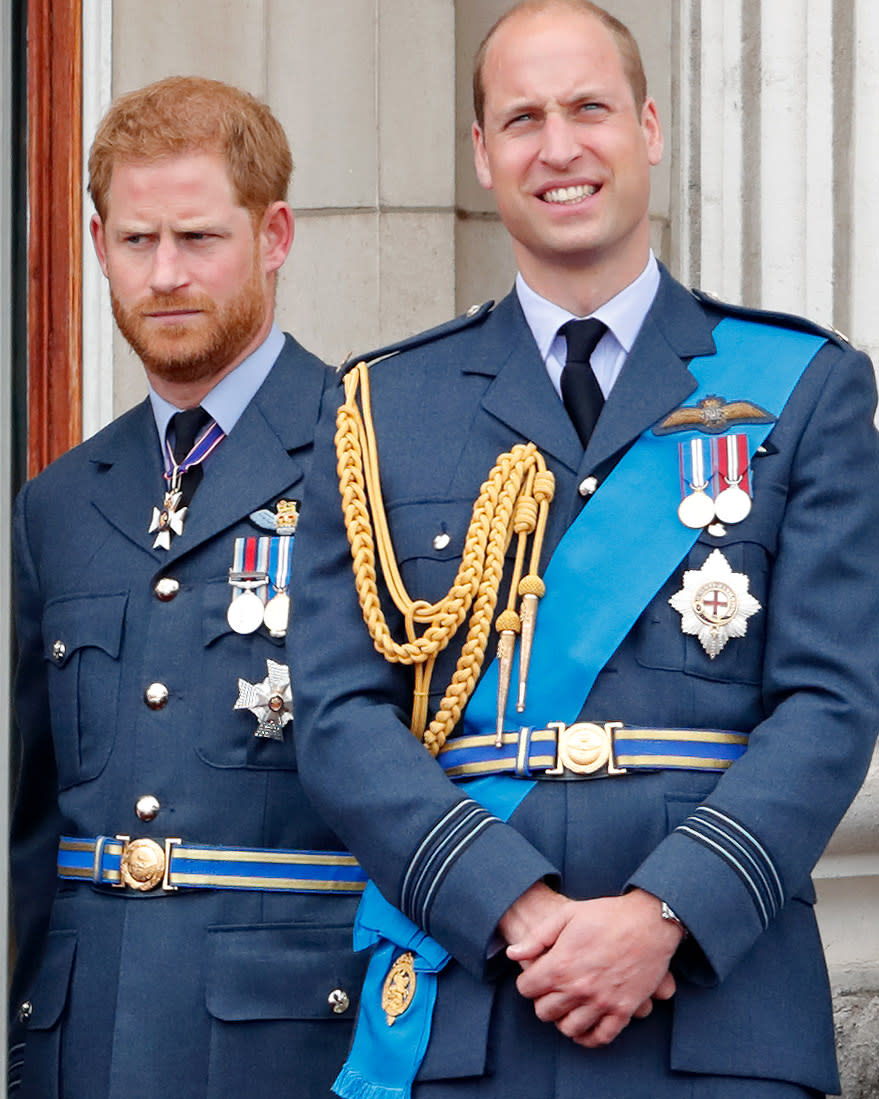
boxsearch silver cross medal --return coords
[235,659,293,741]
[149,471,187,550]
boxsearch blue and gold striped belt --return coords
[438,721,749,780]
[57,835,367,895]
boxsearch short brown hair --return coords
[473,0,648,129]
[88,76,293,221]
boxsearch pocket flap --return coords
[26,930,77,1030]
[417,960,496,1082]
[205,924,367,1022]
[42,593,127,664]
[386,499,473,564]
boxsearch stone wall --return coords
[93,2,879,1089]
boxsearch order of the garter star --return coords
[669,548,761,659]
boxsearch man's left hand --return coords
[507,888,683,1048]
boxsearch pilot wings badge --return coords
[655,395,774,435]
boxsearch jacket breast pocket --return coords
[204,923,367,1099]
[196,579,298,770]
[387,497,476,608]
[387,497,520,709]
[42,593,126,788]
[634,518,777,688]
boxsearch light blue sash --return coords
[465,318,826,733]
[335,318,826,1099]
[333,778,534,1099]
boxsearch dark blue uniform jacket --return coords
[291,269,879,1097]
[10,337,367,1098]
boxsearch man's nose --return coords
[539,114,581,169]
[149,237,188,295]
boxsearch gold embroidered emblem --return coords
[382,951,417,1026]
[275,499,299,532]
[654,396,773,435]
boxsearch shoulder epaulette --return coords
[337,301,495,374]
[691,288,853,349]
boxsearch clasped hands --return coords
[497,883,684,1048]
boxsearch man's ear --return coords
[472,122,494,192]
[90,214,110,277]
[641,97,664,167]
[259,201,295,273]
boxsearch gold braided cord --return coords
[336,361,554,756]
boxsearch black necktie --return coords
[560,318,607,447]
[169,406,211,507]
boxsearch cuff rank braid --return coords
[336,360,555,756]
[676,805,784,928]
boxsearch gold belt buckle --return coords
[115,835,181,891]
[544,721,627,777]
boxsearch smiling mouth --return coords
[541,184,599,204]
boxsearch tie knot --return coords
[170,407,211,463]
[560,318,607,366]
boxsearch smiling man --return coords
[291,3,879,1097]
[9,77,366,1097]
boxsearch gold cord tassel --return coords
[336,361,554,757]
[494,610,520,746]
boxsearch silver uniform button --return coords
[135,794,161,822]
[144,683,169,710]
[578,476,599,497]
[52,640,66,663]
[18,1000,32,1022]
[432,532,451,551]
[328,988,350,1014]
[154,577,180,601]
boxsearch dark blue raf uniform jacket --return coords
[10,337,367,1098]
[291,269,879,1097]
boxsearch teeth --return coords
[542,184,597,204]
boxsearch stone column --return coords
[673,3,879,1092]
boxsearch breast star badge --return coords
[669,549,761,659]
[234,658,293,740]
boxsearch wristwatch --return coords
[660,900,689,939]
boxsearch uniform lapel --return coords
[87,335,327,565]
[472,291,583,474]
[88,402,168,560]
[582,270,718,475]
[161,336,326,565]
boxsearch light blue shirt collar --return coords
[148,324,286,448]
[516,253,660,398]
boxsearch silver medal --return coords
[677,490,716,530]
[263,593,290,637]
[227,590,265,634]
[713,485,752,525]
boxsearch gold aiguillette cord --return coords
[335,361,554,757]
